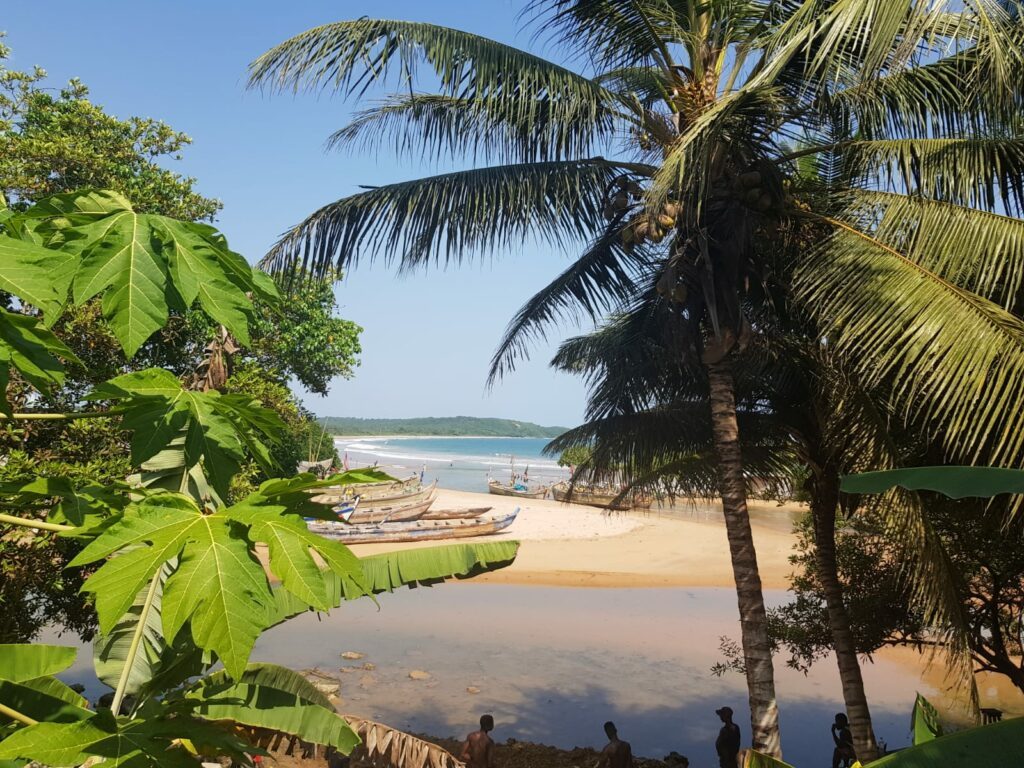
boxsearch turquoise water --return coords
[335,436,568,492]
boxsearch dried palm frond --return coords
[345,716,465,768]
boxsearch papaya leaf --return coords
[0,308,79,413]
[246,469,397,520]
[10,189,272,356]
[742,751,795,768]
[70,485,374,679]
[0,645,76,681]
[0,476,130,527]
[87,369,284,498]
[0,236,68,316]
[186,664,359,753]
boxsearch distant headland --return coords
[320,416,569,438]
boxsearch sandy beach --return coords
[346,488,802,589]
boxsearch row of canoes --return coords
[488,478,653,510]
[307,475,517,543]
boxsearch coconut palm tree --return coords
[546,285,974,764]
[250,2,1024,756]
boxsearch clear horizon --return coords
[2,1,594,426]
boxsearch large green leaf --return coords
[10,189,270,356]
[867,717,1024,767]
[93,562,174,697]
[912,693,944,745]
[841,467,1024,499]
[87,368,284,498]
[0,237,69,316]
[0,680,92,725]
[0,645,77,682]
[0,308,79,414]
[186,664,359,753]
[0,476,130,528]
[70,489,368,678]
[271,540,520,624]
[0,709,251,768]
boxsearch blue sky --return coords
[3,1,600,427]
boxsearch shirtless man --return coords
[597,721,634,768]
[460,714,496,768]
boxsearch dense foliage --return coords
[772,501,1024,694]
[0,185,518,767]
[320,415,567,437]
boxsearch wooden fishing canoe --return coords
[343,494,436,524]
[311,479,436,507]
[420,505,493,521]
[487,479,548,499]
[552,483,652,510]
[308,509,518,544]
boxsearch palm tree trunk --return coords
[811,471,880,763]
[706,359,782,758]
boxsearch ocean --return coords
[334,436,570,492]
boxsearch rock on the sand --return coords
[466,686,481,694]
[408,670,431,680]
[341,651,365,660]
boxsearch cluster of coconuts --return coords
[621,200,681,248]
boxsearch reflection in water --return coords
[253,584,984,768]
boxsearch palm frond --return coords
[487,223,653,385]
[842,138,1024,213]
[345,716,464,768]
[797,217,1024,467]
[848,190,1024,311]
[327,91,618,164]
[260,159,652,278]
[523,0,683,72]
[248,18,615,134]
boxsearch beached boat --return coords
[307,509,518,544]
[341,495,436,524]
[552,482,653,511]
[311,479,436,507]
[420,505,493,520]
[487,479,549,499]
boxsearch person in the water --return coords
[460,714,496,768]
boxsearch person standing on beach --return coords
[597,721,634,768]
[715,707,741,768]
[830,713,856,768]
[460,714,496,768]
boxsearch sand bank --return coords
[346,488,802,589]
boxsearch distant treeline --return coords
[320,416,568,438]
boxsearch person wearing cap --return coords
[597,721,634,768]
[715,707,741,768]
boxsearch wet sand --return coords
[346,488,803,589]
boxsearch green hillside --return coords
[320,416,568,438]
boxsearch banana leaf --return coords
[840,467,1024,498]
[911,693,943,745]
[271,540,520,623]
[867,717,1024,766]
[743,750,795,768]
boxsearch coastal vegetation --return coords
[250,1,1024,761]
[322,415,567,438]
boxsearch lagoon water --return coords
[336,436,569,492]
[253,584,947,767]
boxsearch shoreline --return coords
[331,434,562,440]
[345,488,803,590]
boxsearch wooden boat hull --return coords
[487,480,548,499]
[420,506,493,520]
[552,484,652,510]
[344,495,436,524]
[311,480,436,507]
[308,509,519,544]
